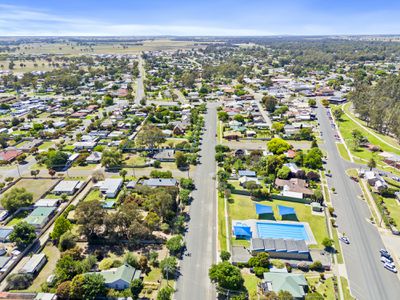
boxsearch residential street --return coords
[175,102,218,300]
[135,56,145,105]
[316,103,400,300]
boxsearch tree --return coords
[48,169,56,178]
[333,108,344,120]
[59,231,77,251]
[9,221,36,249]
[124,252,139,268]
[321,99,330,107]
[1,187,33,212]
[56,280,72,299]
[272,122,285,133]
[157,286,174,300]
[136,125,166,149]
[304,148,323,169]
[368,157,377,170]
[278,290,293,300]
[175,151,188,169]
[160,257,178,279]
[51,215,72,240]
[262,95,277,112]
[248,252,270,268]
[45,150,69,169]
[7,273,33,290]
[277,166,291,179]
[101,149,122,170]
[75,200,106,241]
[30,169,40,178]
[308,99,317,107]
[166,235,185,256]
[16,153,27,163]
[267,138,291,155]
[119,169,127,181]
[220,251,231,261]
[131,278,144,299]
[70,273,105,300]
[209,261,244,291]
[92,170,105,183]
[322,237,334,249]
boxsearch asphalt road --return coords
[252,92,272,127]
[135,56,145,105]
[175,102,218,300]
[317,103,400,300]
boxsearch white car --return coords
[381,256,394,265]
[384,263,398,273]
[340,236,350,244]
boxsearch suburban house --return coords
[52,180,83,195]
[73,141,97,151]
[153,149,175,162]
[328,96,347,105]
[0,228,13,242]
[238,170,257,178]
[283,163,302,176]
[250,238,310,260]
[0,149,23,163]
[19,254,47,276]
[364,171,388,193]
[86,151,102,164]
[260,271,308,299]
[34,198,61,207]
[142,178,178,188]
[275,178,314,197]
[97,178,123,198]
[24,207,56,228]
[86,264,141,290]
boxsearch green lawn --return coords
[380,195,400,228]
[243,273,261,300]
[342,103,400,152]
[307,276,336,300]
[27,244,60,292]
[123,154,147,166]
[227,182,328,248]
[144,267,161,282]
[84,189,103,202]
[337,104,400,171]
[341,276,355,300]
[218,195,227,252]
[3,178,58,202]
[7,210,29,226]
[337,143,351,161]
[331,226,344,264]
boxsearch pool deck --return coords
[232,219,317,245]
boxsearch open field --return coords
[2,178,58,202]
[0,40,209,57]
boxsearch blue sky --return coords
[1,0,400,36]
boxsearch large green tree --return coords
[9,221,36,249]
[208,261,244,291]
[1,187,33,212]
[136,125,166,149]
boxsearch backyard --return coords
[2,178,59,202]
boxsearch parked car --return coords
[380,249,392,259]
[340,236,350,244]
[381,256,394,264]
[384,263,398,273]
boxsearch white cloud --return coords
[0,4,273,36]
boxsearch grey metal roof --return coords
[263,238,276,251]
[251,238,264,251]
[274,239,286,252]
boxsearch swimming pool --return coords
[256,222,310,241]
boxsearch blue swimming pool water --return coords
[256,222,309,241]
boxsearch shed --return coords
[20,253,47,275]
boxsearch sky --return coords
[1,0,400,36]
